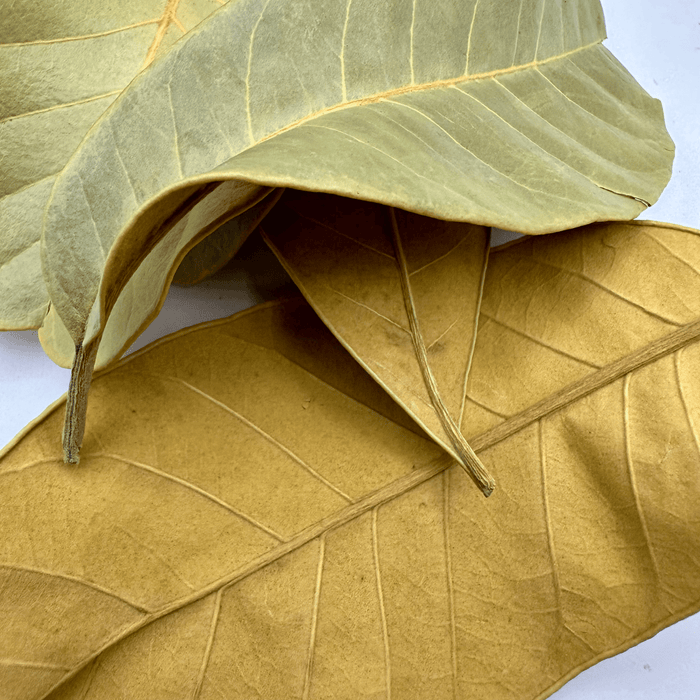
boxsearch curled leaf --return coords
[172,188,280,286]
[38,184,281,371]
[0,0,226,329]
[39,0,674,460]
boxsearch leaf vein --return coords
[302,123,477,231]
[302,536,325,700]
[528,257,684,327]
[0,91,121,126]
[675,350,700,461]
[460,233,490,424]
[290,210,394,259]
[2,20,159,47]
[258,39,602,153]
[390,208,493,494]
[193,589,223,699]
[443,470,458,699]
[465,0,480,75]
[479,312,601,368]
[167,81,184,179]
[326,285,409,333]
[246,0,272,144]
[90,451,285,541]
[408,234,471,278]
[622,374,665,593]
[172,378,354,503]
[644,231,700,277]
[372,507,391,699]
[143,0,182,68]
[0,562,149,613]
[381,99,560,199]
[340,0,353,101]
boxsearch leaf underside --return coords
[3,220,700,700]
[38,183,280,371]
[262,189,493,492]
[172,187,280,286]
[0,0,226,330]
[41,0,673,356]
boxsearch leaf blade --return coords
[7,222,700,699]
[0,0,225,330]
[41,0,672,350]
[262,190,493,493]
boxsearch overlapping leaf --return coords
[37,184,281,370]
[40,0,673,373]
[461,220,700,438]
[3,221,700,699]
[261,189,493,493]
[172,188,280,286]
[0,0,226,329]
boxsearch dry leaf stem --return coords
[62,339,99,463]
[389,208,495,497]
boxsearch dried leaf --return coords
[0,0,225,329]
[461,219,700,438]
[38,183,281,371]
[173,188,280,286]
[3,222,700,699]
[39,0,672,421]
[261,189,493,494]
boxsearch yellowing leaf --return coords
[0,0,226,329]
[4,219,700,700]
[38,0,673,459]
[261,189,494,494]
[1,298,439,700]
[461,220,700,438]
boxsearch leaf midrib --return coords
[41,311,700,699]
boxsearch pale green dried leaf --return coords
[38,182,279,370]
[41,0,673,353]
[261,189,493,493]
[4,222,700,699]
[0,0,226,329]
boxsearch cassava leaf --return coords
[4,221,700,699]
[0,0,226,330]
[39,0,673,460]
[261,189,494,494]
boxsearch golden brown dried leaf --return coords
[261,190,493,493]
[3,221,700,699]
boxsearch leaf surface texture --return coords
[3,222,700,699]
[262,189,492,490]
[0,0,225,329]
[40,0,673,353]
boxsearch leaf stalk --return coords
[62,339,99,463]
[388,208,495,497]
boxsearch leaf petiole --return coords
[62,339,99,464]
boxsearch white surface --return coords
[1,2,699,697]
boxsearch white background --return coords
[1,2,699,697]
